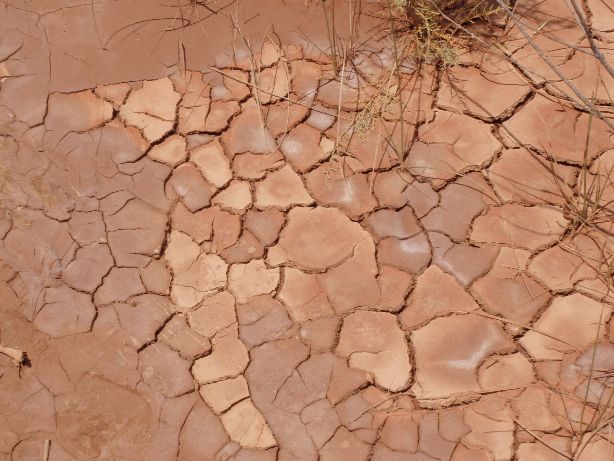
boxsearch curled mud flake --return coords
[98,119,150,165]
[317,77,365,113]
[548,44,614,103]
[417,412,457,461]
[274,353,336,413]
[406,180,439,218]
[376,265,412,312]
[259,41,282,67]
[305,106,336,131]
[299,317,338,354]
[264,101,310,138]
[379,414,419,454]
[450,444,493,461]
[343,119,409,170]
[211,208,241,252]
[0,344,27,368]
[371,170,413,209]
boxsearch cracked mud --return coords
[1,0,614,460]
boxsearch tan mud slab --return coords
[1,0,614,460]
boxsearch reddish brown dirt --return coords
[1,0,614,460]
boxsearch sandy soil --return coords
[1,0,614,460]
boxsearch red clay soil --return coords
[1,0,614,460]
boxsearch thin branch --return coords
[565,0,614,81]
[492,0,614,130]
[514,419,573,460]
[207,66,347,118]
[424,0,614,131]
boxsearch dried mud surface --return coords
[1,0,614,460]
